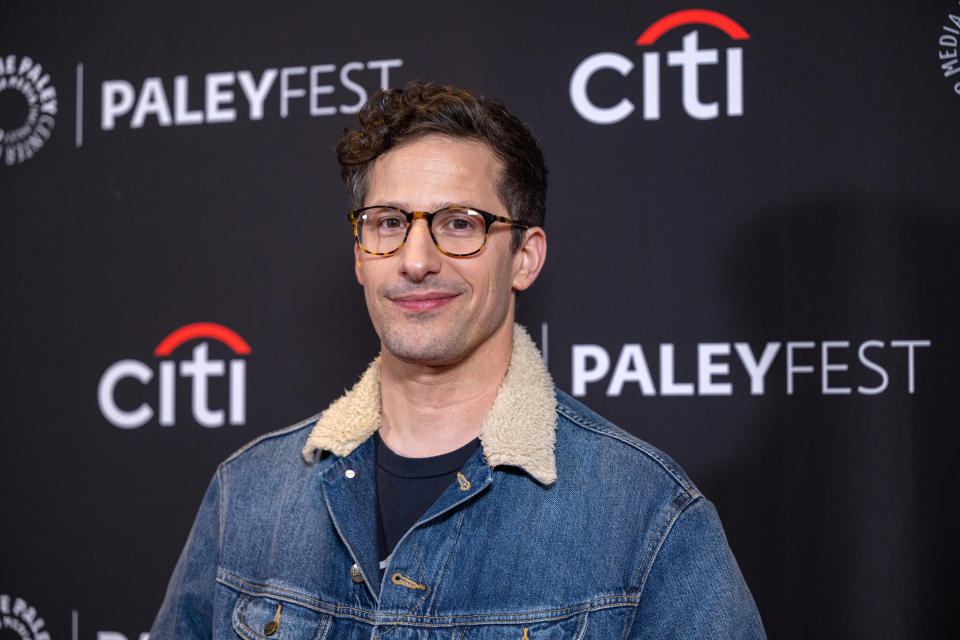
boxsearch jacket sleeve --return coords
[627,496,766,639]
[150,467,223,638]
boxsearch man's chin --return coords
[381,328,466,367]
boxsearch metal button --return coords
[263,602,281,636]
[344,469,356,479]
[350,563,364,583]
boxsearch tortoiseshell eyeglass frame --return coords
[348,206,529,257]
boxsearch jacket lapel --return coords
[316,438,383,603]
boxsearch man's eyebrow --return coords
[430,201,476,211]
[373,201,477,211]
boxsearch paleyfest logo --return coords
[98,322,251,429]
[97,58,403,130]
[570,9,748,124]
[0,55,57,165]
[570,339,932,397]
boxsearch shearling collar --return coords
[301,324,557,484]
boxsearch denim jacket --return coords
[152,325,765,639]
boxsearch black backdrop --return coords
[2,1,959,638]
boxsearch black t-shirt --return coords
[375,431,481,564]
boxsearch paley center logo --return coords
[937,2,960,96]
[0,594,49,640]
[570,9,748,124]
[0,54,57,165]
[98,322,250,429]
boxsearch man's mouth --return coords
[388,291,460,312]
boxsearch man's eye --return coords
[438,211,482,233]
[379,216,404,229]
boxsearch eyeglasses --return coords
[348,206,529,257]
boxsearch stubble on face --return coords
[373,277,478,366]
[357,135,518,368]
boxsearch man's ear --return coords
[354,242,364,286]
[512,227,547,291]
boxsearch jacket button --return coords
[350,563,364,583]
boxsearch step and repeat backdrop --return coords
[2,1,958,638]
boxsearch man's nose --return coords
[399,218,442,281]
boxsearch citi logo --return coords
[570,9,749,124]
[98,322,250,429]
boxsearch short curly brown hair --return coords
[335,82,547,251]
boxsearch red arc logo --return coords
[154,322,252,356]
[636,9,750,45]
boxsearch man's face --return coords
[354,134,529,366]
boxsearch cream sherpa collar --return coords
[301,324,557,485]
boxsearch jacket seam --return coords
[223,413,323,465]
[219,571,371,615]
[556,402,692,491]
[217,571,637,623]
[629,489,700,594]
[618,490,701,640]
[313,614,332,640]
[574,610,589,639]
[427,509,467,607]
[216,463,226,569]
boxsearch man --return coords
[151,82,765,638]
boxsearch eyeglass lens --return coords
[357,207,487,255]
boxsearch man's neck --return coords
[378,321,514,458]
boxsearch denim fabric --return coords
[151,389,765,638]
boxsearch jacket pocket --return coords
[462,611,588,640]
[232,594,332,640]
